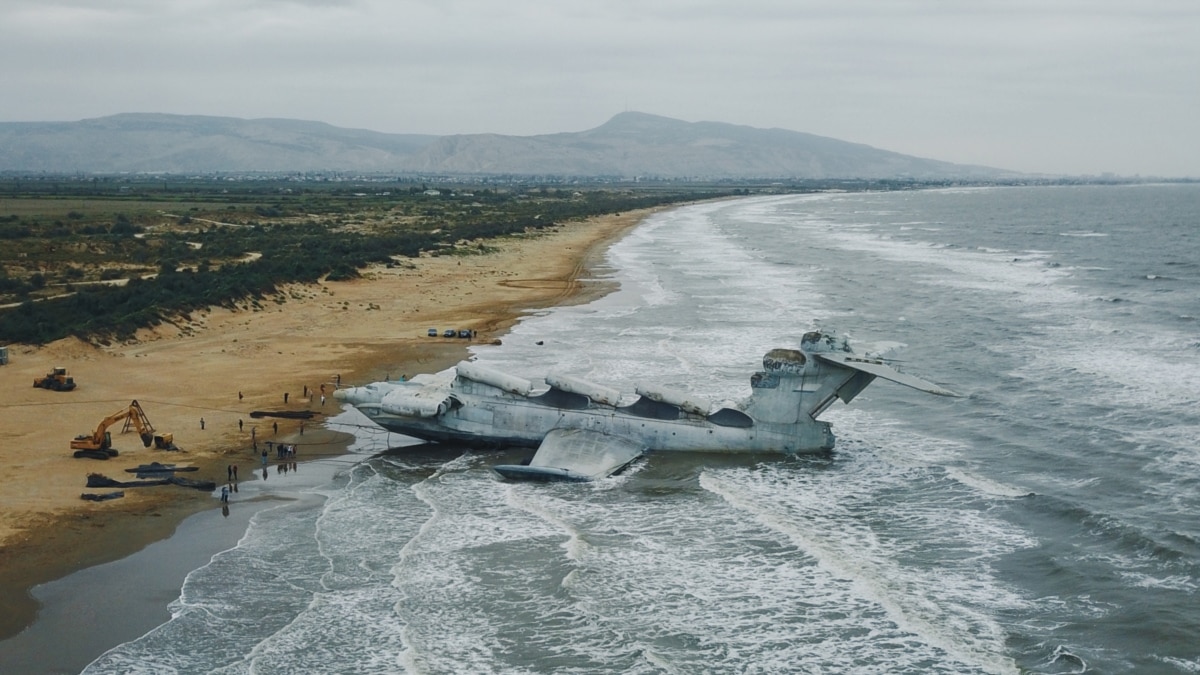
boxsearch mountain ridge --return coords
[0,111,1013,178]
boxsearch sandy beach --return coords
[0,208,653,644]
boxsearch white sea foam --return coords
[506,482,589,562]
[529,477,959,672]
[817,229,1076,306]
[1156,655,1200,673]
[700,465,1024,675]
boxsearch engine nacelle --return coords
[545,373,624,407]
[635,383,712,417]
[456,361,534,396]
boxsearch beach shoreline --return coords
[0,207,656,647]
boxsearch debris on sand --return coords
[124,462,199,478]
[249,410,320,420]
[86,473,217,491]
[80,491,125,501]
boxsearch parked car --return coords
[458,329,472,339]
[427,328,438,337]
[444,329,457,338]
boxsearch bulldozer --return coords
[71,400,157,460]
[34,366,76,391]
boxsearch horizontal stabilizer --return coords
[494,428,644,482]
[814,353,960,397]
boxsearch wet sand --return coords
[0,208,654,664]
[0,428,371,673]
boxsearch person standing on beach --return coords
[200,417,205,430]
[284,392,289,404]
[273,421,278,435]
[227,465,233,481]
[233,465,238,481]
[220,485,229,503]
[239,418,244,431]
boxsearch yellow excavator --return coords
[34,366,76,391]
[71,400,159,460]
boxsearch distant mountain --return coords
[0,111,1011,179]
[0,113,437,173]
[415,112,1007,179]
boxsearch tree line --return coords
[0,188,709,345]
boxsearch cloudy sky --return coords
[2,0,1197,176]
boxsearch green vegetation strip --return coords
[0,178,721,344]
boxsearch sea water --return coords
[84,185,1200,673]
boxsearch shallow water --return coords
[84,185,1200,673]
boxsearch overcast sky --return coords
[2,0,1197,176]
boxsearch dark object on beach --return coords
[73,449,118,460]
[87,473,169,488]
[126,462,200,479]
[123,462,199,474]
[168,476,217,491]
[81,491,124,501]
[249,410,319,420]
[86,473,215,491]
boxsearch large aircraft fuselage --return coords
[359,392,836,454]
[334,332,957,465]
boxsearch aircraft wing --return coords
[493,428,645,482]
[814,353,960,397]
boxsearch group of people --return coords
[219,374,345,506]
[260,442,297,464]
[294,376,340,406]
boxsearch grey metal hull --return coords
[335,332,956,480]
[365,402,835,454]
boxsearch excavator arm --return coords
[71,400,156,456]
[121,400,156,448]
